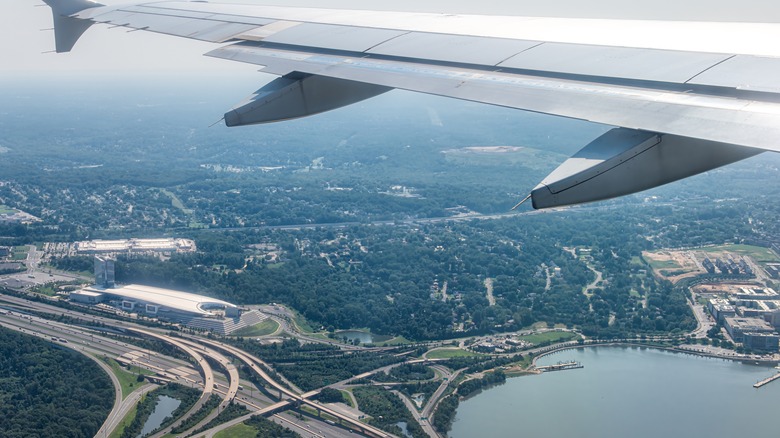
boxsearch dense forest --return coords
[353,386,427,438]
[0,327,114,438]
[97,207,698,340]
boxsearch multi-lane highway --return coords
[2,291,494,438]
[0,293,402,437]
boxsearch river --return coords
[450,346,780,438]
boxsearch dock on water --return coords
[753,371,780,388]
[536,361,584,372]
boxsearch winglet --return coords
[42,0,103,53]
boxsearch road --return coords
[0,298,233,438]
[394,390,440,438]
[187,210,555,234]
[4,291,543,438]
[485,278,495,306]
[24,244,42,273]
[256,305,383,352]
[173,337,241,436]
[101,384,158,438]
[583,263,603,297]
[192,336,396,438]
[421,368,462,426]
[124,327,216,438]
[92,354,125,438]
[1,295,369,437]
[2,293,582,438]
[688,293,715,338]
[0,295,292,421]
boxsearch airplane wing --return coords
[42,0,780,209]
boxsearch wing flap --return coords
[366,33,541,66]
[262,23,408,53]
[689,55,780,93]
[498,44,733,84]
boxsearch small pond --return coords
[137,395,181,437]
[334,330,392,344]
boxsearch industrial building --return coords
[742,332,780,352]
[707,298,736,323]
[733,287,778,300]
[724,316,777,343]
[736,300,780,319]
[765,310,780,330]
[75,238,196,254]
[72,284,264,335]
[70,256,262,334]
[765,263,780,279]
[70,289,105,305]
[81,284,238,317]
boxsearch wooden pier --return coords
[536,361,583,372]
[753,371,780,388]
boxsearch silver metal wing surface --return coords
[42,0,780,208]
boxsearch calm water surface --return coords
[451,347,780,438]
[138,395,181,437]
[335,330,391,344]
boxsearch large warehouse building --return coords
[71,284,263,335]
[75,238,196,254]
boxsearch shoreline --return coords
[447,342,780,438]
[530,341,780,367]
[441,341,778,432]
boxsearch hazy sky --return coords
[3,0,779,76]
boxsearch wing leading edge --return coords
[42,0,780,209]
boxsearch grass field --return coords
[372,335,412,346]
[12,246,28,261]
[644,258,682,270]
[0,205,17,215]
[30,285,57,296]
[160,189,193,215]
[214,423,257,438]
[291,310,317,333]
[230,319,280,337]
[426,348,482,359]
[518,331,580,345]
[701,244,780,263]
[339,389,355,408]
[105,357,151,400]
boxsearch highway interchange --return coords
[0,288,626,438]
[0,292,459,438]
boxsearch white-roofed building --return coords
[75,238,196,254]
[82,284,237,317]
[73,284,265,335]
